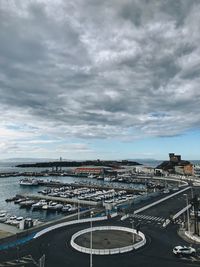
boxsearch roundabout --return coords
[70,226,146,255]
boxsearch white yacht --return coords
[48,203,63,210]
[62,204,72,212]
[32,200,47,209]
[19,178,39,186]
[88,174,96,179]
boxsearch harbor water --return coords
[0,162,145,222]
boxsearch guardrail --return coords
[185,231,200,243]
[172,204,191,220]
[121,214,130,221]
[134,186,191,214]
[151,176,188,187]
[70,226,146,255]
[33,213,118,239]
[120,187,191,221]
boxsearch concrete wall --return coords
[70,226,146,255]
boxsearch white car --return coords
[163,189,170,194]
[173,246,196,256]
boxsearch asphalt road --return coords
[0,186,200,267]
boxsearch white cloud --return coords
[0,0,200,158]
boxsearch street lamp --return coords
[191,186,194,199]
[90,211,94,267]
[78,198,80,220]
[112,191,115,204]
[131,219,135,245]
[16,246,20,262]
[191,186,194,214]
[183,194,190,235]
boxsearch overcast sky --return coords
[0,0,200,160]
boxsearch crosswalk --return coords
[180,255,200,263]
[131,213,165,222]
[0,255,36,267]
[128,213,166,227]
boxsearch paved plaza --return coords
[75,230,138,249]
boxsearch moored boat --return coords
[19,200,36,208]
[19,178,39,186]
[62,204,72,212]
[32,200,47,210]
[48,202,63,211]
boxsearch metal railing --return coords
[70,226,146,255]
[33,213,118,239]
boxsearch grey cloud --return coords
[0,0,200,142]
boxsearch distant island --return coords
[16,160,142,168]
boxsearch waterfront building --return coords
[169,153,182,163]
[175,164,194,176]
[156,153,194,175]
[194,164,200,177]
[74,166,112,176]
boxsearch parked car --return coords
[173,245,196,256]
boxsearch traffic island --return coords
[178,228,200,244]
[70,226,146,255]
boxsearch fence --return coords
[33,213,118,239]
[70,226,146,255]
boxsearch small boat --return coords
[39,189,51,195]
[68,206,77,212]
[104,177,111,182]
[14,198,26,204]
[9,216,17,220]
[5,215,18,224]
[42,204,49,210]
[88,174,96,179]
[0,210,6,216]
[11,220,20,226]
[19,200,36,208]
[48,202,63,211]
[19,178,39,186]
[62,204,72,212]
[97,176,104,180]
[47,202,57,210]
[0,212,7,222]
[32,200,47,210]
[54,204,63,210]
[16,216,24,221]
[0,216,8,223]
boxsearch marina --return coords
[18,177,148,192]
[0,162,182,236]
[0,181,143,232]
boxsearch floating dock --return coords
[21,194,99,206]
[38,180,147,193]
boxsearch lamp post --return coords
[113,191,115,204]
[184,194,190,235]
[90,211,94,267]
[131,219,135,245]
[191,186,194,199]
[16,245,19,263]
[78,198,80,220]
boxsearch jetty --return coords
[21,194,99,206]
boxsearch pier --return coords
[35,180,147,193]
[69,182,147,193]
[21,194,99,206]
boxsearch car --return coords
[173,245,196,256]
[163,189,170,194]
[171,187,179,191]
